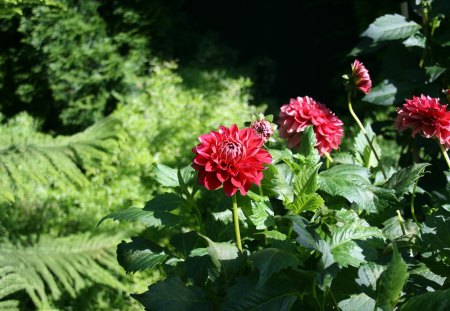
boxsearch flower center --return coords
[219,140,244,163]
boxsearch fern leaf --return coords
[0,115,123,202]
[0,265,26,311]
[0,232,126,309]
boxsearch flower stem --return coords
[347,92,387,179]
[396,210,407,236]
[411,178,420,227]
[438,142,450,169]
[232,194,243,252]
[323,152,333,169]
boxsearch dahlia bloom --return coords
[395,95,450,149]
[278,96,344,155]
[351,59,372,94]
[192,124,272,196]
[250,119,274,142]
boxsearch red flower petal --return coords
[192,124,272,196]
[278,96,344,155]
[395,95,450,149]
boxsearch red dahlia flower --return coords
[395,95,450,149]
[351,59,372,94]
[278,96,344,155]
[192,124,272,196]
[250,119,274,142]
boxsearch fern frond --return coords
[0,265,26,311]
[0,232,126,309]
[0,116,124,202]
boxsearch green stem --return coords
[323,151,332,169]
[396,210,407,236]
[438,142,450,169]
[232,194,243,252]
[347,92,387,179]
[411,178,420,227]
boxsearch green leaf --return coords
[354,123,382,168]
[425,65,446,83]
[339,293,378,311]
[319,164,394,213]
[356,262,385,291]
[384,163,428,199]
[132,277,213,311]
[153,164,194,188]
[117,238,169,273]
[403,32,426,48]
[375,247,408,311]
[382,216,418,240]
[248,200,274,230]
[400,289,450,311]
[260,230,287,241]
[362,80,397,106]
[221,273,305,311]
[201,236,244,281]
[170,231,203,259]
[98,207,180,229]
[298,126,320,164]
[329,210,385,267]
[249,248,300,286]
[290,215,319,250]
[362,14,421,42]
[144,193,183,212]
[421,210,450,261]
[268,148,292,164]
[262,163,294,202]
[185,248,215,285]
[287,193,324,215]
[293,163,321,196]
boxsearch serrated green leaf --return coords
[329,210,385,267]
[293,163,321,196]
[249,200,274,230]
[299,126,320,164]
[262,163,294,202]
[375,247,408,311]
[425,65,446,83]
[319,164,394,213]
[153,164,194,188]
[287,193,324,215]
[144,193,183,212]
[356,262,385,291]
[382,216,418,240]
[268,148,292,164]
[221,273,308,311]
[362,14,421,42]
[170,231,202,259]
[201,236,244,281]
[354,123,382,168]
[400,288,450,311]
[403,32,426,48]
[117,238,168,273]
[362,80,397,106]
[339,293,379,311]
[409,263,446,290]
[98,207,180,228]
[290,215,319,250]
[185,248,215,285]
[249,248,300,286]
[132,277,213,311]
[384,163,428,199]
[421,210,450,261]
[259,230,287,241]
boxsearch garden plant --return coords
[1,0,450,310]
